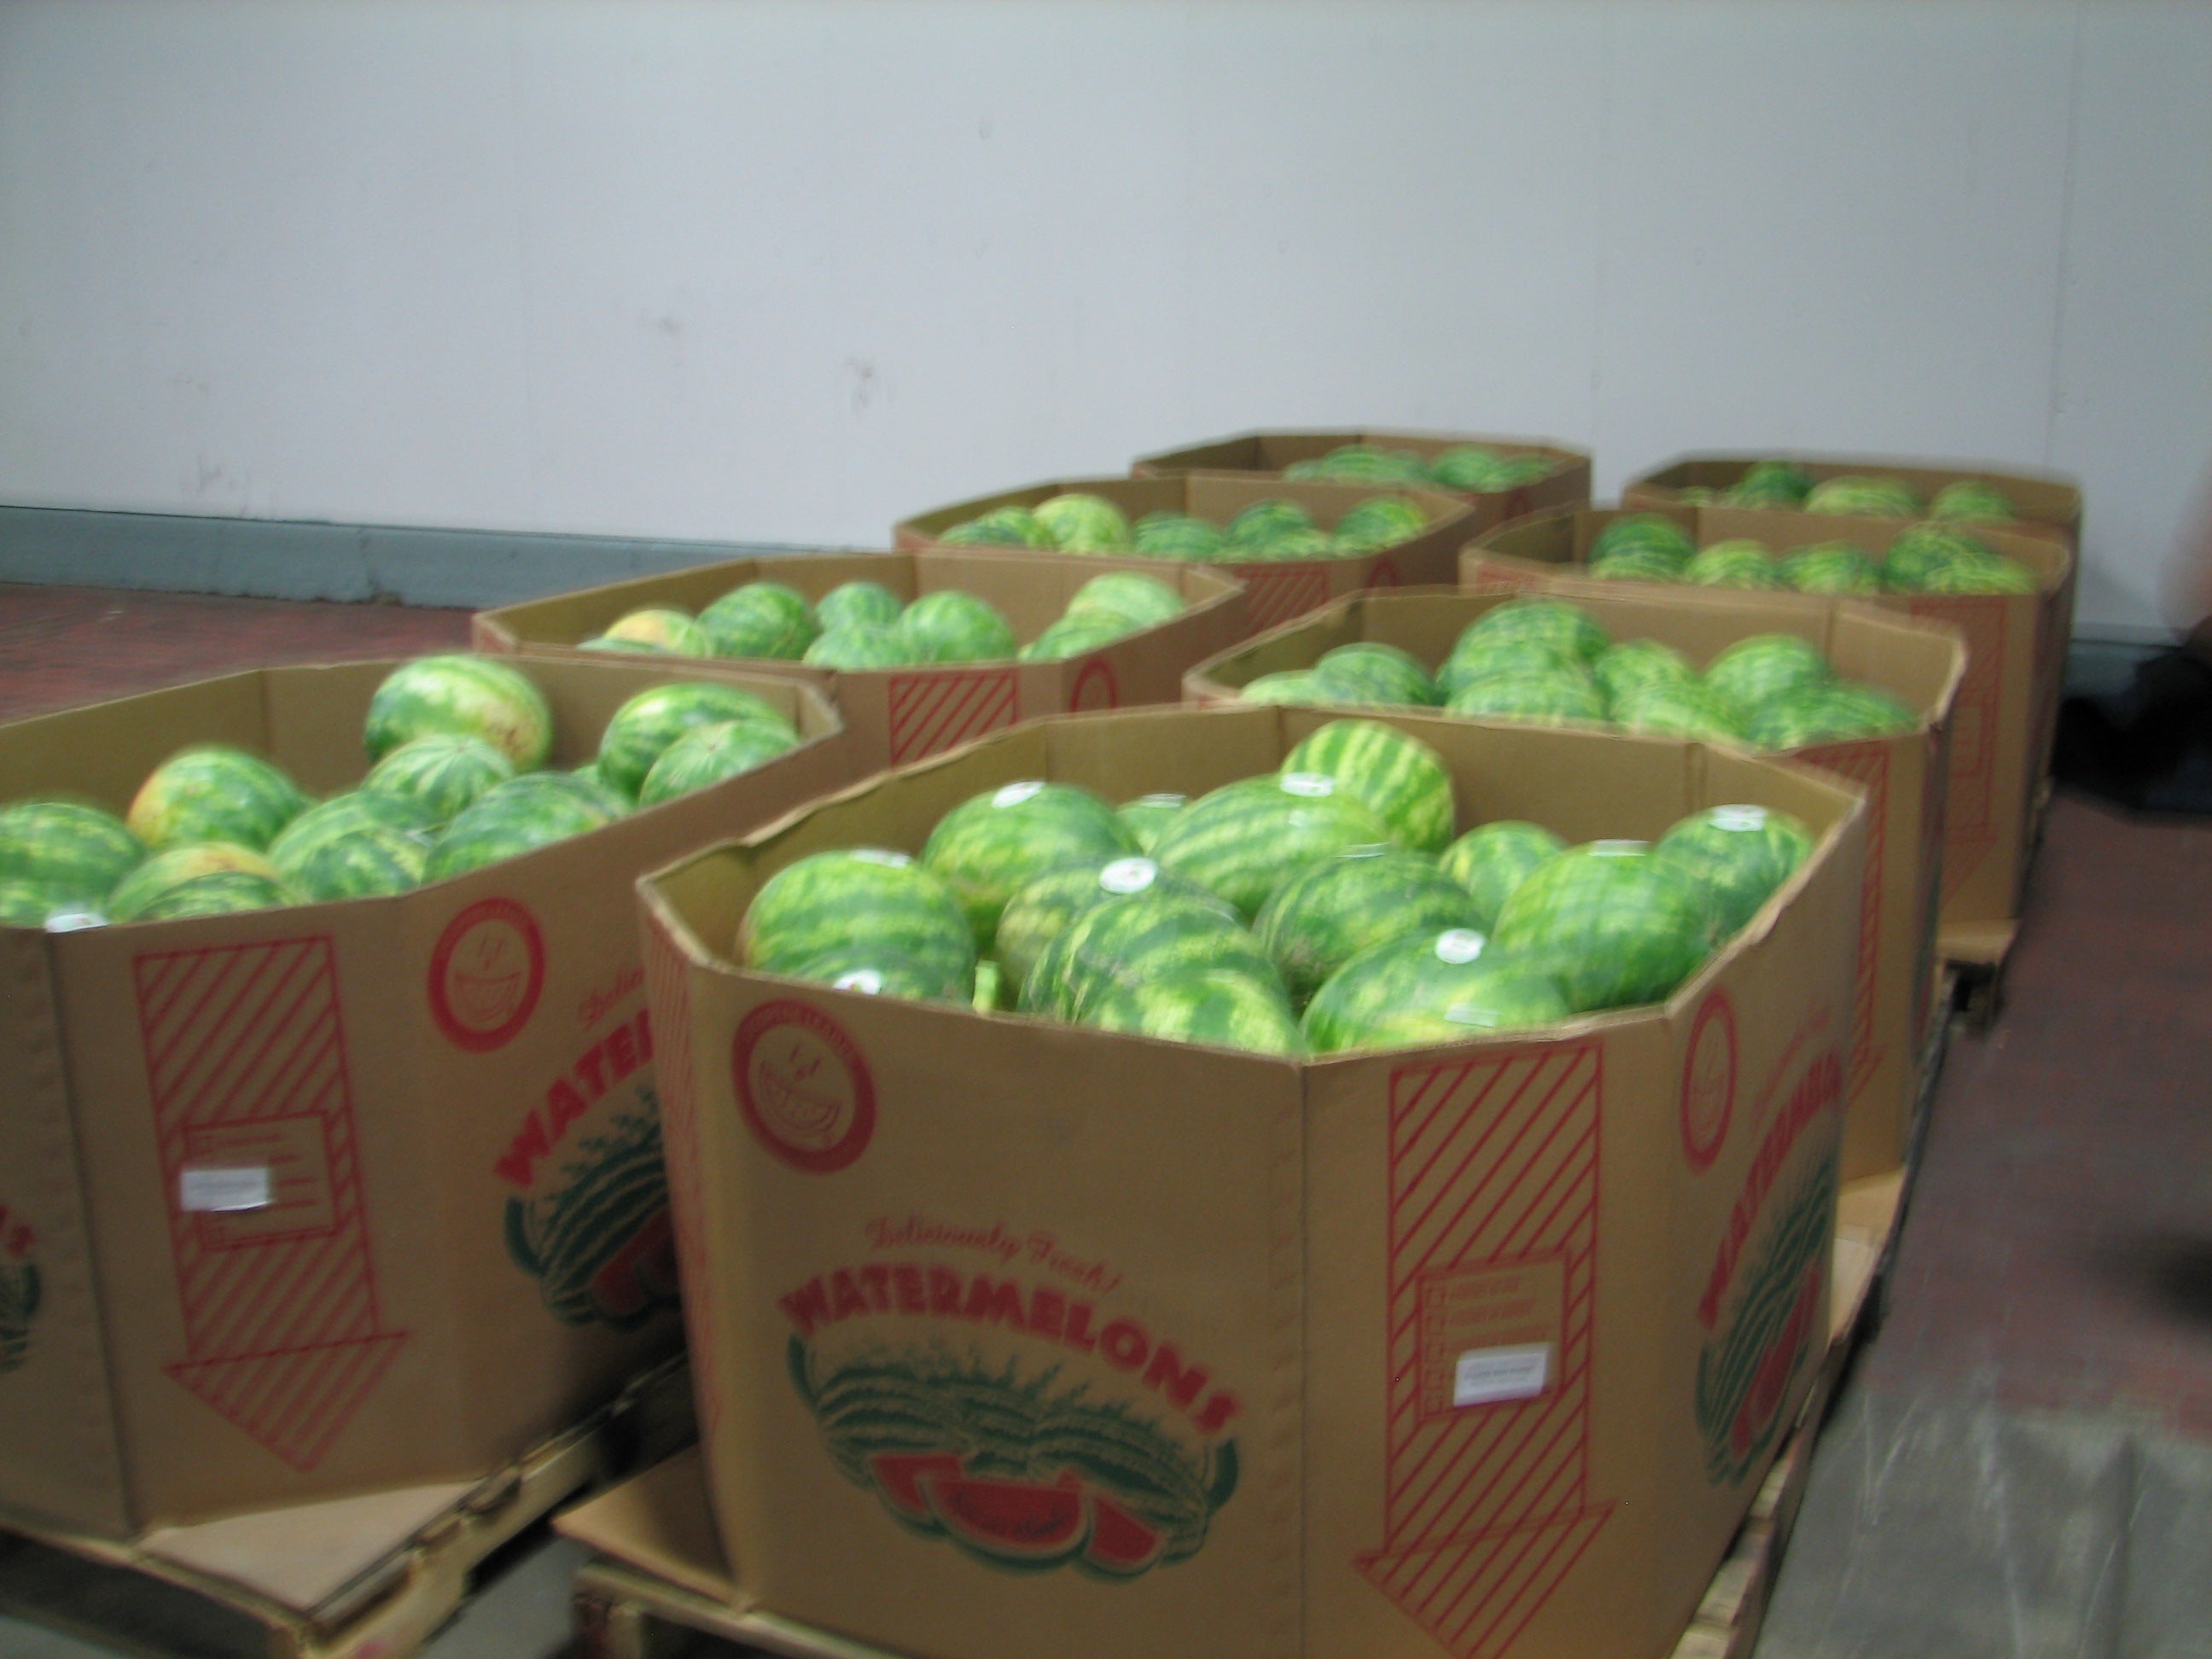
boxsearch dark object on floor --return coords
[2053,628,2212,814]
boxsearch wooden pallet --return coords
[0,1353,694,1659]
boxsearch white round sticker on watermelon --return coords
[1435,929,1487,964]
[1279,771,1336,798]
[833,969,887,995]
[1709,806,1770,832]
[851,848,911,868]
[1098,858,1159,894]
[1590,839,1649,857]
[992,781,1045,809]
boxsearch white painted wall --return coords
[2,0,2207,635]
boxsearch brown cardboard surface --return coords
[892,474,1478,637]
[639,706,1866,1659]
[473,550,1247,770]
[1622,451,2082,545]
[1462,505,2074,936]
[1130,427,1591,525]
[1185,585,1962,1184]
[0,656,864,1537]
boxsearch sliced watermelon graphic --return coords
[921,1474,1089,1571]
[587,1208,678,1322]
[1732,1261,1823,1459]
[1080,1491,1167,1578]
[867,1450,965,1529]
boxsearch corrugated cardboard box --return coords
[1461,506,2073,963]
[637,705,1866,1659]
[893,476,1477,637]
[1622,451,2082,547]
[0,656,859,1536]
[1185,586,1962,1185]
[474,550,1246,769]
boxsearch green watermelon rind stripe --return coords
[1283,725,1452,851]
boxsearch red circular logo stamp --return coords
[428,898,546,1052]
[1365,556,1401,590]
[733,1000,876,1174]
[1071,657,1120,712]
[1679,991,1738,1172]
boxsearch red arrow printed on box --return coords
[135,936,405,1470]
[1355,1043,1611,1659]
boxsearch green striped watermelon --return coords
[1300,444,1429,486]
[1805,476,1919,518]
[637,719,800,807]
[1592,548,1689,584]
[1021,889,1273,1022]
[940,505,1051,549]
[1020,614,1134,662]
[742,849,977,998]
[0,879,79,928]
[782,946,971,1004]
[127,870,301,921]
[1723,461,1814,507]
[1492,841,1720,1011]
[1881,527,1984,590]
[1656,805,1814,936]
[1280,719,1455,853]
[274,819,430,903]
[108,842,287,921]
[1425,445,1505,492]
[127,746,308,852]
[597,683,792,799]
[560,765,637,818]
[699,583,821,661]
[1929,480,2014,522]
[1084,968,1303,1057]
[363,734,515,825]
[1254,847,1483,1004]
[1439,821,1567,930]
[267,791,435,871]
[1065,573,1185,631]
[1685,541,1785,589]
[0,800,145,905]
[1150,773,1392,920]
[1225,499,1315,551]
[1594,640,1697,707]
[1132,512,1226,561]
[1591,515,1694,570]
[920,781,1138,950]
[1034,494,1134,553]
[1313,643,1441,707]
[1611,684,1747,744]
[1918,554,2036,594]
[817,581,905,633]
[1780,544,1882,595]
[1332,496,1428,551]
[1301,929,1570,1053]
[1246,527,1335,560]
[423,776,617,882]
[1439,637,1587,701]
[1744,683,1918,749]
[1454,599,1610,666]
[1445,672,1607,727]
[897,591,1019,664]
[579,636,668,655]
[804,623,914,670]
[365,655,555,771]
[1238,672,1342,707]
[1703,635,1834,719]
[1116,794,1186,853]
[1489,454,1557,488]
[992,857,1194,998]
[602,608,711,656]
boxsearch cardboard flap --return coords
[556,1445,741,1606]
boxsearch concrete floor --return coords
[3,585,2210,1659]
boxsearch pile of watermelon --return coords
[1670,459,2021,526]
[1575,513,2037,595]
[0,655,801,927]
[584,571,1187,670]
[1240,597,1921,752]
[937,492,1432,562]
[1277,441,1566,494]
[735,717,1815,1058]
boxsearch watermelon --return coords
[1439,637,1586,700]
[127,746,308,852]
[1021,889,1272,1021]
[602,608,711,656]
[1590,515,1694,570]
[1084,967,1303,1057]
[363,733,515,825]
[126,870,301,922]
[1929,480,2015,523]
[1281,719,1455,853]
[637,719,801,807]
[1881,527,1983,590]
[699,583,820,660]
[972,958,1008,1011]
[554,766,635,820]
[1491,841,1720,1011]
[0,879,80,928]
[1780,544,1883,595]
[1594,640,1697,707]
[741,848,975,995]
[1225,499,1315,550]
[1919,554,2037,594]
[1722,461,1814,507]
[1244,527,1334,560]
[108,843,288,922]
[993,857,1187,998]
[1301,930,1571,1053]
[1454,599,1609,666]
[1685,541,1784,589]
[598,683,791,799]
[267,790,435,871]
[579,636,667,655]
[1439,821,1566,930]
[1426,445,1506,492]
[1445,672,1607,727]
[1804,476,1919,519]
[1033,493,1134,553]
[921,781,1138,950]
[1656,804,1814,936]
[1306,444,1429,486]
[1150,774,1392,921]
[1132,512,1226,561]
[1065,573,1185,632]
[1610,684,1746,743]
[1488,454,1557,487]
[274,819,429,903]
[817,581,905,633]
[1703,635,1834,718]
[940,506,1050,548]
[364,655,555,771]
[1745,683,1918,749]
[1332,496,1428,551]
[1592,547,1688,584]
[1020,614,1134,663]
[1254,847,1482,1004]
[1313,643,1440,708]
[422,775,616,882]
[781,946,969,1005]
[805,623,913,670]
[1239,671,1341,707]
[897,591,1019,664]
[1117,793,1187,853]
[0,800,145,905]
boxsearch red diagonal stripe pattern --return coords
[886,669,1018,763]
[135,937,404,1470]
[1796,738,1889,1100]
[642,923,721,1433]
[1907,597,2005,896]
[1232,565,1333,632]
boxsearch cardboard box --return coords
[474,550,1247,770]
[893,475,1478,637]
[1622,451,2082,547]
[1462,506,2074,955]
[1184,586,1962,1185]
[0,656,860,1537]
[637,705,1867,1659]
[1131,428,1592,525]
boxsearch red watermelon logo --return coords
[503,1088,679,1330]
[733,1001,876,1173]
[429,899,545,1051]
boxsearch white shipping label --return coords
[180,1166,273,1214]
[1452,1343,1551,1408]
